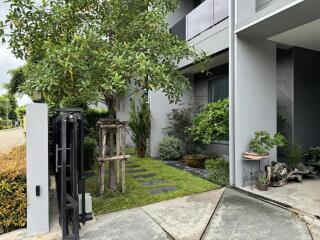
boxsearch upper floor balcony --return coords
[170,0,229,41]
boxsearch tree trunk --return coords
[105,96,116,119]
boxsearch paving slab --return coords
[142,180,168,186]
[127,168,146,174]
[80,208,170,240]
[132,173,156,179]
[142,188,225,240]
[126,164,141,169]
[149,186,177,195]
[202,189,312,240]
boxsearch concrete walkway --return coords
[1,188,317,240]
[0,127,25,153]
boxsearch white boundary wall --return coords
[26,103,49,236]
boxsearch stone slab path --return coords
[126,162,178,195]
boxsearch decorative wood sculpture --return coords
[97,119,130,195]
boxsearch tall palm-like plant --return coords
[128,99,151,158]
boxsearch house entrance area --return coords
[239,18,320,219]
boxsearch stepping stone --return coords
[127,169,146,174]
[142,180,168,186]
[127,164,141,169]
[132,173,156,179]
[149,186,177,195]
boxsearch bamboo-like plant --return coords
[128,99,151,158]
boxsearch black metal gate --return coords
[51,108,93,240]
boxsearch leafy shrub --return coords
[158,136,183,161]
[205,157,229,186]
[84,137,97,170]
[287,144,302,169]
[0,145,27,232]
[166,106,195,153]
[84,108,108,139]
[188,99,229,144]
[128,100,151,158]
[249,131,286,155]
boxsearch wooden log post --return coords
[109,129,117,191]
[121,159,126,193]
[98,128,107,195]
[116,128,121,184]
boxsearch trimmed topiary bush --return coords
[158,136,183,161]
[0,145,27,232]
[205,157,229,187]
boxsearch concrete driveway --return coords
[2,188,318,240]
[0,127,25,153]
[79,189,314,240]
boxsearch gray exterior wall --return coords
[293,47,320,149]
[236,0,302,31]
[166,0,194,28]
[149,77,194,158]
[277,49,294,147]
[277,47,320,151]
[233,37,277,187]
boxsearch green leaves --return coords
[2,0,205,108]
[128,98,151,158]
[188,98,229,144]
[249,131,287,155]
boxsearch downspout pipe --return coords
[228,0,236,186]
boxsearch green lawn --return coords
[86,156,218,215]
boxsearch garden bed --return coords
[86,156,217,215]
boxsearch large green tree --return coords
[1,0,205,117]
[0,94,17,120]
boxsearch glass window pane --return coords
[187,0,214,40]
[214,0,229,24]
[208,75,228,102]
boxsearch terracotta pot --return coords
[242,152,269,160]
[256,183,269,191]
[184,154,207,168]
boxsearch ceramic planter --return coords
[184,154,207,168]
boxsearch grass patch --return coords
[86,156,218,215]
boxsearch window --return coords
[208,75,228,102]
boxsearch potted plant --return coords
[256,172,269,191]
[243,131,286,159]
[184,154,207,168]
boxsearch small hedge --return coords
[205,157,229,187]
[84,136,97,170]
[158,136,183,161]
[0,145,27,232]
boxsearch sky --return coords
[0,1,31,106]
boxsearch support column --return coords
[233,37,277,187]
[26,103,49,236]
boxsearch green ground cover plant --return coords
[0,145,27,232]
[86,156,217,215]
[205,157,229,187]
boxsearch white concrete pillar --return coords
[26,103,49,236]
[233,37,277,187]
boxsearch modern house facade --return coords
[118,0,320,188]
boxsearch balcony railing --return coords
[170,0,228,41]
